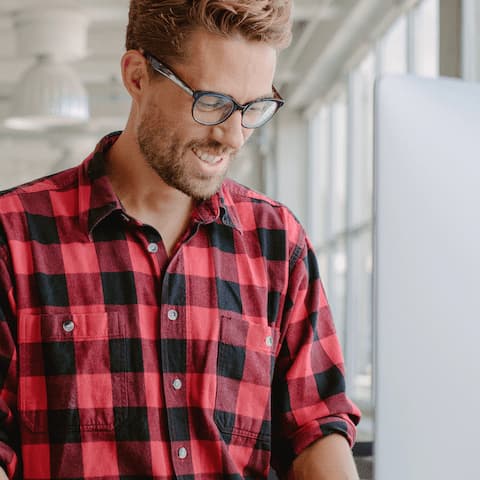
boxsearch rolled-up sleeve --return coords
[271,237,361,473]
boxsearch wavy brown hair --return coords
[126,0,292,64]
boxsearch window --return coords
[329,92,348,237]
[348,53,375,227]
[412,0,439,76]
[379,15,408,74]
[307,0,440,442]
[309,94,348,341]
[308,107,330,246]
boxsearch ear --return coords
[121,50,150,102]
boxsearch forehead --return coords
[175,29,277,100]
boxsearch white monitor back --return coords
[373,74,480,479]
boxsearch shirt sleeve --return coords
[0,240,19,478]
[271,235,361,474]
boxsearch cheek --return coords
[140,89,186,124]
[139,90,214,144]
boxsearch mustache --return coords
[188,140,237,157]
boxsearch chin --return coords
[184,177,225,201]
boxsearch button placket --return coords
[160,264,193,475]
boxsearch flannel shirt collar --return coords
[192,185,241,232]
[79,132,242,236]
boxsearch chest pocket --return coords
[18,311,126,434]
[214,313,278,443]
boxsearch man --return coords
[0,1,361,478]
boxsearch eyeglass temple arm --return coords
[142,51,194,97]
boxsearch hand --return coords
[0,466,8,480]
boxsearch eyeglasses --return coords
[142,50,285,129]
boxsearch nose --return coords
[211,111,251,151]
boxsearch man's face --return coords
[136,29,277,200]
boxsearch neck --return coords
[105,129,194,255]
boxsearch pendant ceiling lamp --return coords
[5,5,90,131]
[5,56,89,131]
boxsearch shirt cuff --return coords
[291,414,358,456]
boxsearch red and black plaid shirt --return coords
[0,132,360,479]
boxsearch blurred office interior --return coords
[0,0,477,478]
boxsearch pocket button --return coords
[62,320,75,333]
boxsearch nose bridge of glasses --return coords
[229,98,267,125]
[220,103,244,129]
[222,99,256,128]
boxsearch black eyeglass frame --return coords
[141,50,285,129]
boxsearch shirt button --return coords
[62,320,75,333]
[167,309,178,321]
[147,242,158,253]
[172,378,183,390]
[265,335,273,347]
[178,447,188,459]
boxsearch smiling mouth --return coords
[192,147,224,165]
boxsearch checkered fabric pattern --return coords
[0,132,360,479]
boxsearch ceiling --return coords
[0,0,379,136]
[0,0,407,190]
